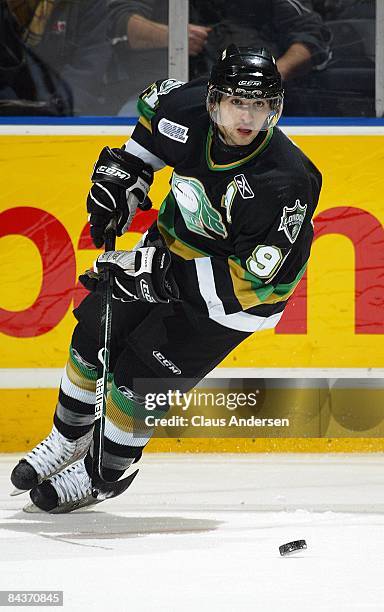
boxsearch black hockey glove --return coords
[80,247,180,303]
[87,146,154,248]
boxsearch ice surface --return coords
[1,453,384,611]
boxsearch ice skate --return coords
[10,426,93,495]
[24,458,99,514]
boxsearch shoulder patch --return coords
[158,79,185,96]
[234,174,254,199]
[138,83,159,120]
[137,79,184,121]
[158,118,189,143]
[278,199,307,244]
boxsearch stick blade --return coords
[92,468,139,500]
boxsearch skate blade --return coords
[23,502,45,513]
[23,496,101,514]
[10,487,29,497]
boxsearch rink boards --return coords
[1,123,384,452]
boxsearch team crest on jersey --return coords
[278,199,307,244]
[172,173,227,239]
[234,174,254,199]
[158,118,189,143]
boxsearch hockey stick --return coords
[91,218,138,499]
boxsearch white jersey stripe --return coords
[194,258,284,332]
[124,138,166,171]
[194,257,226,317]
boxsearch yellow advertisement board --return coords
[0,129,383,451]
[1,132,384,367]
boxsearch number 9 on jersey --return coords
[246,245,284,279]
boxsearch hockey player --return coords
[11,45,322,513]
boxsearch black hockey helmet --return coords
[208,45,283,99]
[207,45,284,132]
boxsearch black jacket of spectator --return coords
[30,0,110,114]
[193,0,331,70]
[1,0,109,115]
[107,0,330,93]
[0,0,74,115]
[106,0,172,105]
[313,0,375,20]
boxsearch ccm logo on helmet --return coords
[96,166,131,180]
[238,80,262,86]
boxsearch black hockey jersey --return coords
[126,78,322,332]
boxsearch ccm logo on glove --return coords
[87,146,154,247]
[96,166,131,181]
[140,279,156,303]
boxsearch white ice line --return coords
[0,368,383,388]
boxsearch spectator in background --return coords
[105,0,331,116]
[3,0,110,115]
[310,0,375,116]
[193,0,331,81]
[105,0,211,115]
[313,0,375,20]
[0,0,73,115]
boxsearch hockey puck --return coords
[279,540,307,556]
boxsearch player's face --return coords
[218,96,271,146]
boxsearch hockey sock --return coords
[93,379,166,476]
[54,345,110,440]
